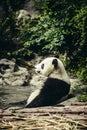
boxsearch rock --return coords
[58,97,78,106]
[0,59,29,86]
[0,58,16,74]
[0,58,86,109]
[16,9,31,26]
[24,0,38,18]
[70,78,87,94]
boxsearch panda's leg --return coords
[26,89,43,108]
[26,89,40,105]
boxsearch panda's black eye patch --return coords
[41,63,44,69]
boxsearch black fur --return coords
[52,59,58,69]
[26,78,70,108]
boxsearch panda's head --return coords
[35,57,58,76]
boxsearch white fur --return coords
[30,75,47,87]
[57,59,70,84]
[26,89,41,105]
[35,57,70,84]
[35,57,55,76]
[26,57,70,107]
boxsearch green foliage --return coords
[0,0,16,41]
[77,92,87,102]
[0,0,26,58]
[1,0,25,11]
[67,6,87,82]
[0,0,26,41]
[16,14,66,58]
[77,66,87,83]
[0,0,87,82]
[15,0,87,82]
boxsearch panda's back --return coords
[26,78,70,108]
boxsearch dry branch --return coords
[0,103,87,130]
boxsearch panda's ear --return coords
[52,59,58,69]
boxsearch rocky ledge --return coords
[0,58,32,86]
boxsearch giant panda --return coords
[26,57,71,108]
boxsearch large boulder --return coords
[0,59,29,86]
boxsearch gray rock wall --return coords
[0,59,29,86]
